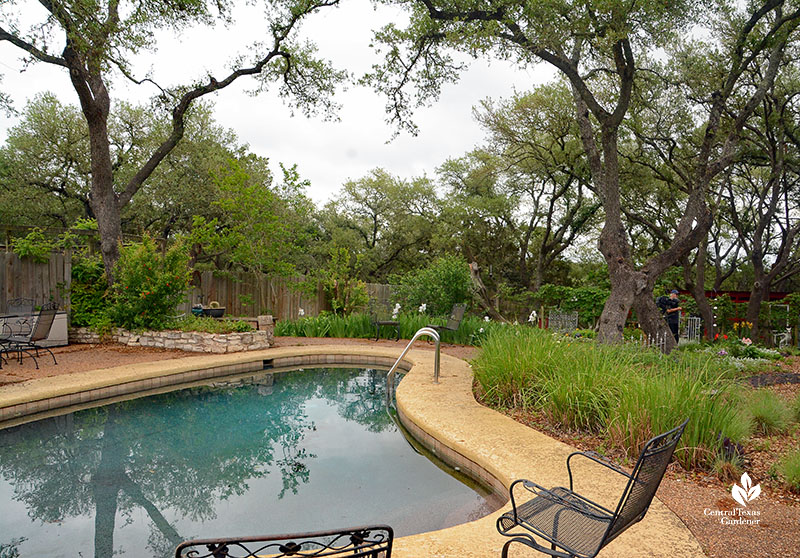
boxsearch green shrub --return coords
[69,253,109,328]
[778,450,800,492]
[392,255,471,317]
[745,389,792,435]
[317,246,369,315]
[108,236,191,330]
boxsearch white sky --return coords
[0,0,556,205]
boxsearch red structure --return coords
[673,290,791,303]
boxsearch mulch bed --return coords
[748,371,800,387]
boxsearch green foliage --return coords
[11,228,55,263]
[793,392,800,423]
[392,255,471,316]
[275,311,504,346]
[778,450,800,492]
[319,168,440,281]
[472,327,754,470]
[533,284,609,329]
[72,218,98,230]
[166,315,254,334]
[745,390,792,435]
[108,236,191,330]
[188,158,313,276]
[314,245,370,315]
[69,253,108,328]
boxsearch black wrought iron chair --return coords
[2,301,59,369]
[497,419,688,558]
[369,299,400,341]
[174,525,393,558]
[426,303,467,335]
[3,297,36,336]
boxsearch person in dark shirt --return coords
[658,289,682,342]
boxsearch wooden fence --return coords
[2,250,394,320]
[178,271,394,320]
[0,251,71,312]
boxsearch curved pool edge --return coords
[0,343,706,558]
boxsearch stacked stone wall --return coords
[69,315,274,354]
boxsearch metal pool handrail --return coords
[386,327,441,407]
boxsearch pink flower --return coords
[742,337,752,346]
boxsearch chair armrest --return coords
[508,479,609,522]
[567,451,631,491]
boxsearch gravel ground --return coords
[2,339,798,557]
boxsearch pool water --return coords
[0,367,502,557]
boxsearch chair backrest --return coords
[602,419,688,546]
[6,297,35,315]
[29,302,59,343]
[444,303,467,331]
[369,299,394,322]
[174,525,393,558]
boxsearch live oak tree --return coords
[0,0,346,284]
[473,84,600,292]
[723,65,800,338]
[367,0,800,349]
[0,94,263,236]
[319,168,440,280]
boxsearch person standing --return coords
[658,289,683,342]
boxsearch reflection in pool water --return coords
[0,367,502,557]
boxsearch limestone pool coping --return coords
[0,344,705,558]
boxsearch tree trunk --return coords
[632,289,676,351]
[683,238,716,341]
[468,262,508,322]
[746,273,769,342]
[65,45,121,286]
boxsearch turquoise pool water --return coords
[0,367,502,557]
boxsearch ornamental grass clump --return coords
[472,326,752,471]
[745,389,792,435]
[792,392,800,423]
[777,450,800,492]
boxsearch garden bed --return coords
[69,317,273,353]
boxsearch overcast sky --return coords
[0,0,556,205]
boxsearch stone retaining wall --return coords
[69,315,274,353]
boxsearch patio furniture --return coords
[370,299,399,341]
[497,419,688,558]
[2,301,59,370]
[427,303,467,335]
[174,524,393,558]
[2,297,36,336]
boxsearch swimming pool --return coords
[0,366,503,557]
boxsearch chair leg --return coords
[500,536,574,558]
[37,344,57,365]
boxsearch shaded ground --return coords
[1,338,798,557]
